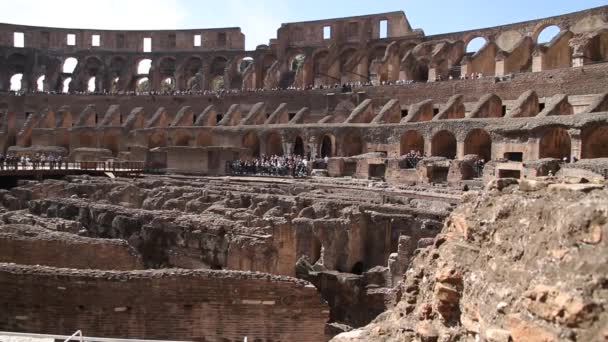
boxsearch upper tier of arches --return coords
[0,6,606,93]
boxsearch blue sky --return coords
[1,0,606,50]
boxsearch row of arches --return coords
[465,25,561,54]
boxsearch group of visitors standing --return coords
[0,153,65,170]
[227,154,309,178]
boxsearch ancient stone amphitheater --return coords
[0,5,607,342]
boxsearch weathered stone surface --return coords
[331,185,608,342]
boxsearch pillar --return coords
[456,140,465,160]
[569,128,582,161]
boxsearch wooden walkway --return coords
[0,161,145,179]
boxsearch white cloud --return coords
[0,0,187,30]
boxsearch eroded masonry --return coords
[0,5,607,342]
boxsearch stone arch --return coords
[290,53,306,72]
[137,59,152,75]
[36,75,45,91]
[581,124,608,159]
[293,136,305,156]
[320,134,336,158]
[10,73,23,91]
[534,24,562,44]
[369,43,388,61]
[148,131,167,149]
[587,29,608,62]
[239,57,254,74]
[242,132,260,158]
[312,49,331,86]
[431,130,457,159]
[265,132,284,156]
[136,77,150,93]
[179,56,202,90]
[160,77,175,93]
[210,75,224,91]
[210,56,228,77]
[158,57,176,79]
[539,127,571,160]
[342,131,363,157]
[62,57,78,74]
[87,76,97,92]
[465,36,488,54]
[340,46,368,83]
[464,129,492,161]
[62,77,72,93]
[400,130,424,156]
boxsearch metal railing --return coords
[0,331,192,342]
[0,161,145,173]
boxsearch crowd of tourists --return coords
[227,154,310,177]
[6,71,516,97]
[0,153,65,170]
[403,150,425,169]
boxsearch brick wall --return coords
[3,63,607,126]
[0,224,143,270]
[0,264,329,342]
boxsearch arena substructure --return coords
[0,5,608,342]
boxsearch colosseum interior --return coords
[0,4,607,342]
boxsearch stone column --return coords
[569,128,582,161]
[283,142,294,156]
[309,136,319,160]
[532,50,543,72]
[427,67,437,82]
[456,140,465,160]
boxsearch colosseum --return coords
[0,4,607,342]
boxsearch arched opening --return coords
[181,57,203,91]
[136,78,150,93]
[110,77,119,93]
[239,57,254,73]
[10,74,23,91]
[291,54,306,71]
[63,57,78,74]
[342,132,363,157]
[210,56,227,80]
[351,261,364,275]
[466,37,487,54]
[62,78,72,93]
[266,132,284,156]
[581,125,608,159]
[137,59,152,75]
[320,134,335,158]
[400,130,425,156]
[87,77,96,93]
[313,50,330,86]
[160,77,175,93]
[211,75,224,91]
[431,130,457,159]
[242,132,260,158]
[293,136,305,156]
[537,25,561,44]
[539,127,571,160]
[36,75,45,92]
[464,129,492,161]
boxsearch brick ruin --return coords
[0,5,607,342]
